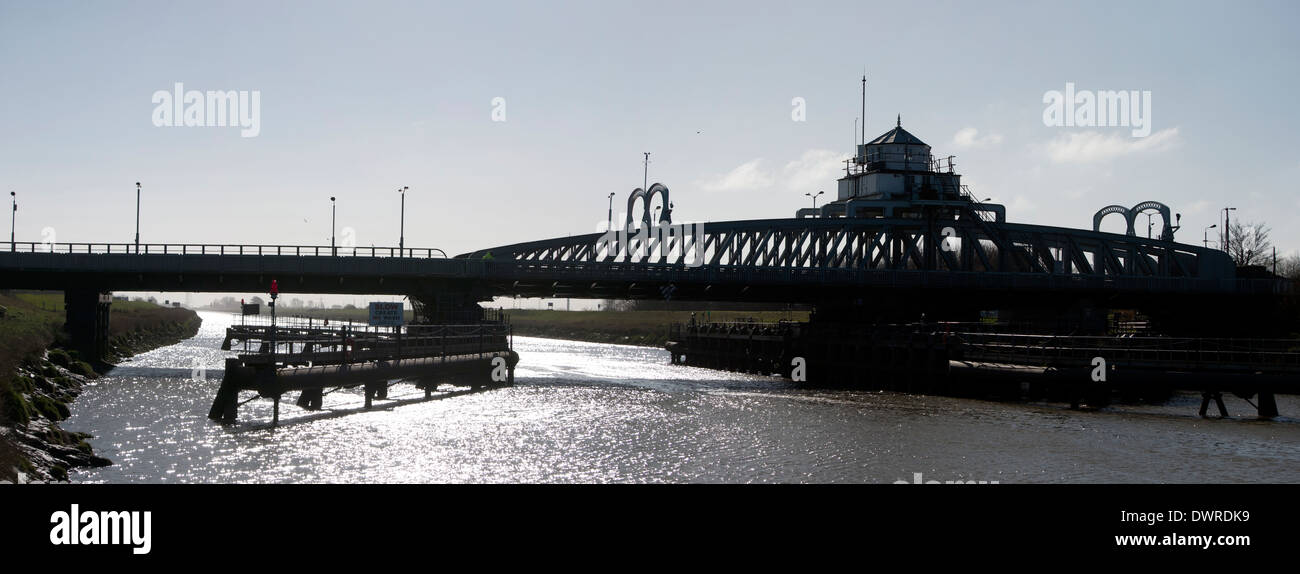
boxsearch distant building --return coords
[797,115,1003,223]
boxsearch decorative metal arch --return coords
[1092,201,1176,241]
[1093,205,1134,236]
[1131,201,1174,241]
[625,183,672,231]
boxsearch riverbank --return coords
[267,307,809,347]
[0,292,202,482]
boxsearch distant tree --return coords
[1277,254,1300,280]
[1226,221,1272,266]
[290,298,303,308]
[248,296,265,306]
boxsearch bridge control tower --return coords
[797,115,1004,223]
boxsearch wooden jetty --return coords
[209,314,518,425]
[666,320,1300,418]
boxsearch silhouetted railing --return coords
[5,241,449,258]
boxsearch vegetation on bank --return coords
[0,291,202,482]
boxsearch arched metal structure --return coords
[1131,201,1175,241]
[625,183,672,231]
[1093,205,1134,236]
[1092,201,1177,241]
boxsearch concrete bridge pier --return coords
[410,289,490,324]
[63,288,111,363]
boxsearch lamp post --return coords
[805,190,824,209]
[9,191,14,252]
[1146,213,1154,238]
[330,196,337,256]
[642,152,651,190]
[1222,207,1237,260]
[134,182,141,253]
[398,186,408,256]
[607,192,615,232]
[1203,224,1217,248]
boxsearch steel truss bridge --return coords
[0,192,1290,341]
[0,215,1281,301]
[462,212,1273,302]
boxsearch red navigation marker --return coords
[270,279,279,297]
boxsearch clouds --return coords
[951,127,1003,149]
[698,149,847,193]
[1044,127,1180,164]
[782,149,848,193]
[697,159,774,192]
[1184,199,1211,215]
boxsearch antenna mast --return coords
[861,74,867,146]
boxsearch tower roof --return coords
[866,115,927,146]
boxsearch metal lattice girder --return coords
[3,213,1250,303]
[468,216,1235,283]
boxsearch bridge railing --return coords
[4,242,450,258]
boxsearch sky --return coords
[2,0,1298,307]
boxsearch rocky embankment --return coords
[0,297,201,483]
[1,350,112,481]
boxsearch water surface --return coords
[65,311,1300,483]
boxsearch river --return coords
[64,311,1300,483]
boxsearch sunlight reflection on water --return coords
[64,311,1300,483]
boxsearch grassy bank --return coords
[287,307,809,348]
[0,291,202,482]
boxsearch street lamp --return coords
[9,191,15,252]
[1222,207,1237,257]
[134,182,141,253]
[1203,224,1217,248]
[330,196,337,256]
[607,192,615,232]
[398,186,408,255]
[1146,213,1154,238]
[805,190,824,209]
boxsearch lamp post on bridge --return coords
[398,186,408,256]
[1203,224,1216,248]
[134,182,141,254]
[9,191,15,253]
[805,190,824,210]
[330,196,337,256]
[606,192,615,232]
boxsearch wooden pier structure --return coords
[666,320,1300,418]
[209,312,518,425]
